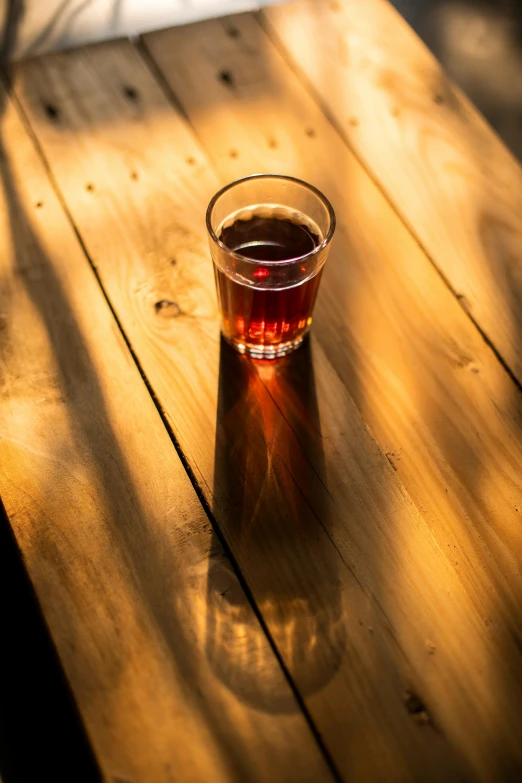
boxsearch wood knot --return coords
[425,639,436,655]
[154,300,182,318]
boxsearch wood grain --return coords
[0,79,331,783]
[13,34,522,780]
[11,40,473,783]
[142,14,522,780]
[262,0,522,387]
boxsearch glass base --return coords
[223,331,308,359]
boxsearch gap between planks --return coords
[0,69,334,783]
[11,30,520,783]
[254,7,522,399]
[142,14,522,780]
[261,0,522,391]
[2,63,344,783]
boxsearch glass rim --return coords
[206,173,336,267]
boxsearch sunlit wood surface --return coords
[263,0,522,387]
[0,72,328,783]
[1,1,522,781]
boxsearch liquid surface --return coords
[219,214,320,261]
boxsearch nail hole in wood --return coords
[349,117,359,127]
[229,149,239,158]
[434,94,444,105]
[268,138,278,149]
[130,171,139,181]
[186,156,196,166]
[218,70,235,88]
[227,26,240,38]
[44,103,60,121]
[35,200,44,209]
[305,128,316,137]
[123,85,139,101]
[85,183,94,193]
[170,258,177,266]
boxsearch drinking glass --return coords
[207,174,335,358]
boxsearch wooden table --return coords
[2,1,522,780]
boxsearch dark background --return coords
[392,0,522,161]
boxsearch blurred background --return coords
[394,0,522,161]
[0,0,280,58]
[1,0,521,161]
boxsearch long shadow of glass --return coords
[207,338,345,713]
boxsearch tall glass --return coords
[207,174,335,359]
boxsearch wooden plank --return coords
[0,80,332,783]
[13,36,522,782]
[262,0,522,386]
[141,15,522,781]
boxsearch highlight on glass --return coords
[207,174,336,359]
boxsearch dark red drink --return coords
[215,210,323,354]
[207,175,335,358]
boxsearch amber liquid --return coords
[216,212,322,352]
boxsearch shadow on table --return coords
[207,338,345,713]
[0,498,101,783]
[0,5,100,782]
[0,91,275,783]
[412,16,522,776]
[0,6,266,780]
[463,144,522,781]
